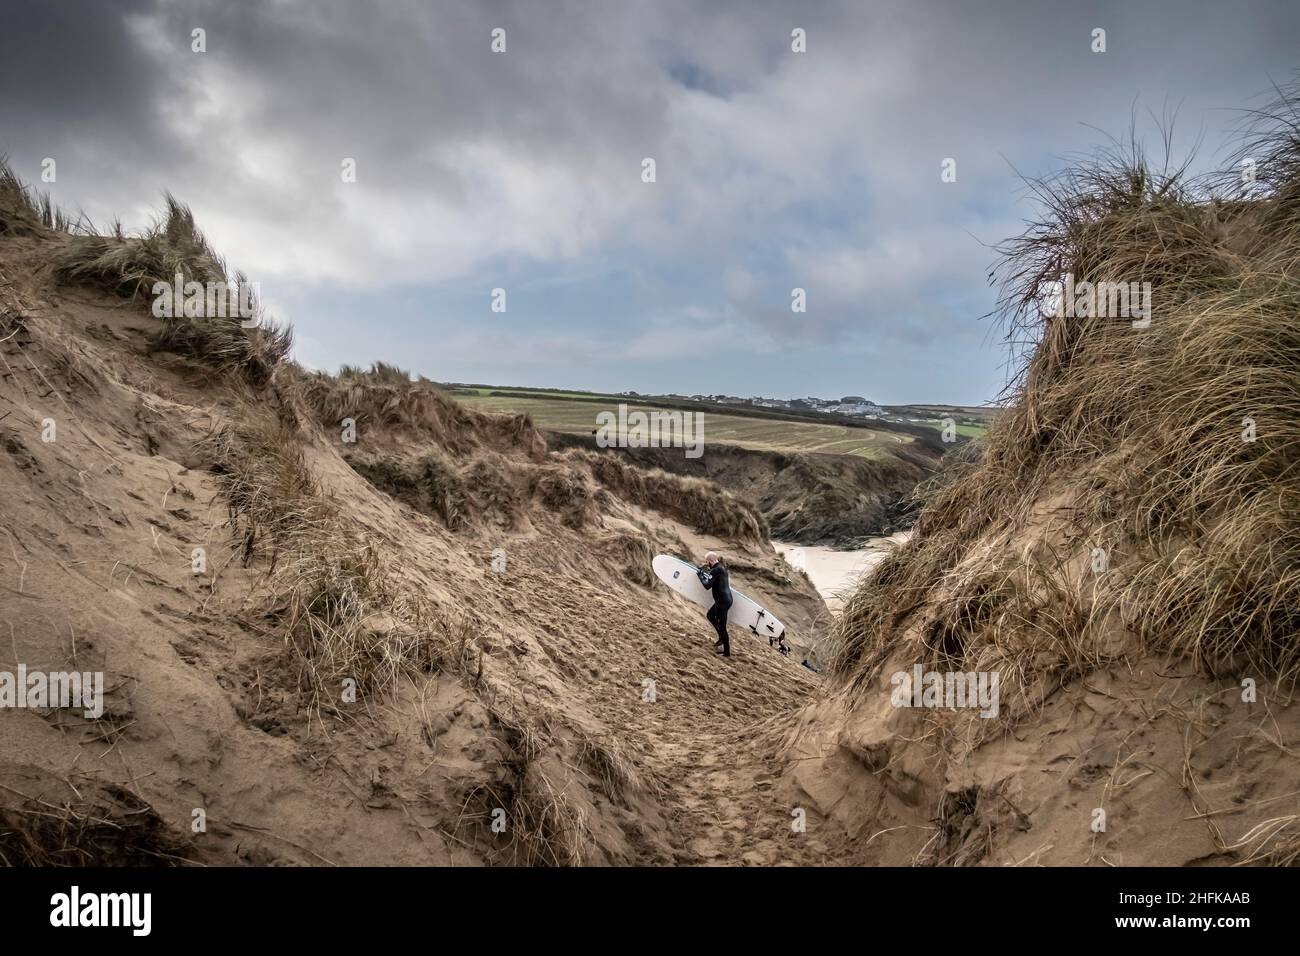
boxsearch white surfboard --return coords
[652,554,786,643]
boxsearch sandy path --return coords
[498,532,860,865]
[651,720,859,865]
[610,538,909,864]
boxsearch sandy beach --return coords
[773,533,910,612]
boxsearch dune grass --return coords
[567,448,769,543]
[201,406,466,716]
[49,190,291,385]
[0,156,89,236]
[830,91,1300,714]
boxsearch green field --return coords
[457,386,610,401]
[914,419,988,439]
[457,394,914,459]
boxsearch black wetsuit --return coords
[697,562,733,656]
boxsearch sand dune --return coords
[0,181,855,864]
[4,87,1299,870]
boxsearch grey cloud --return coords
[1,0,1296,403]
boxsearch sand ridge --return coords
[0,229,856,865]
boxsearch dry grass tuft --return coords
[577,733,659,804]
[297,363,546,457]
[0,157,86,236]
[349,453,469,530]
[529,464,599,529]
[201,406,465,713]
[53,193,290,385]
[0,778,196,866]
[460,710,594,866]
[569,448,768,542]
[829,89,1300,717]
[604,531,657,587]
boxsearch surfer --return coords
[697,551,733,657]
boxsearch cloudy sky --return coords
[2,0,1297,404]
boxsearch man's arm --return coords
[697,567,713,588]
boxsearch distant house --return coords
[827,401,884,417]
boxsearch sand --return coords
[0,227,864,865]
[773,534,909,612]
[6,181,1293,869]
